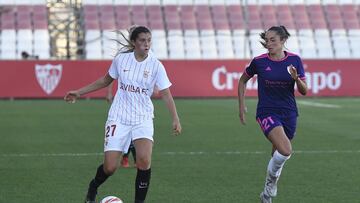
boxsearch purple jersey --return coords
[245,51,306,116]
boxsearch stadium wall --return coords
[0,60,358,98]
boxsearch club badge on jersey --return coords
[143,70,150,78]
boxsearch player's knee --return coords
[136,157,151,170]
[103,164,118,175]
[278,147,292,157]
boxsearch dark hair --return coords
[260,25,291,48]
[116,25,151,54]
[21,51,30,59]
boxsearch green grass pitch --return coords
[0,98,359,203]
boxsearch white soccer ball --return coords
[100,196,123,203]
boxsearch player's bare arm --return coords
[160,88,182,136]
[289,65,308,95]
[238,73,251,125]
[64,73,114,103]
[106,82,114,103]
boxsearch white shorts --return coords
[103,119,154,153]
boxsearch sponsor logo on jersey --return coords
[119,82,149,95]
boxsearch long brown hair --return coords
[115,25,151,55]
[259,25,291,49]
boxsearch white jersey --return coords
[107,52,172,125]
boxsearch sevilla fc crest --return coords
[35,64,62,95]
[143,70,149,78]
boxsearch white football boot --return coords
[260,191,272,203]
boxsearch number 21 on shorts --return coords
[257,116,274,132]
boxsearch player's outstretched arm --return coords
[289,65,307,95]
[64,73,114,103]
[238,74,250,125]
[160,88,182,136]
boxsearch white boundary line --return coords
[297,100,341,108]
[163,150,360,155]
[0,153,103,157]
[1,150,359,157]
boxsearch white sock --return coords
[267,150,291,177]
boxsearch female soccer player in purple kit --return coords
[237,26,308,203]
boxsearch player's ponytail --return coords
[259,25,291,48]
[115,25,151,55]
[279,25,291,40]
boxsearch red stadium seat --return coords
[115,6,131,29]
[195,6,214,31]
[1,7,16,30]
[248,20,263,31]
[33,20,48,29]
[99,5,113,13]
[246,5,263,31]
[212,5,228,22]
[131,5,148,26]
[195,5,212,20]
[147,5,162,19]
[276,5,293,22]
[116,19,131,30]
[276,5,292,15]
[214,20,230,30]
[164,5,180,29]
[227,4,242,14]
[291,4,307,17]
[344,20,360,30]
[166,20,182,30]
[17,19,32,29]
[149,20,165,30]
[180,11,196,22]
[101,21,116,30]
[115,5,129,14]
[180,5,193,13]
[212,5,227,17]
[182,18,197,30]
[278,19,296,30]
[295,20,312,30]
[229,20,245,30]
[328,20,345,30]
[84,21,100,30]
[84,12,98,22]
[312,20,328,30]
[212,5,230,30]
[32,5,47,14]
[83,5,98,14]
[307,5,326,22]
[198,20,214,30]
[100,13,115,22]
[227,5,245,30]
[8,1,354,59]
[16,5,31,14]
[163,5,178,15]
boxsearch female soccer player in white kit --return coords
[64,26,182,203]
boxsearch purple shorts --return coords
[256,109,298,140]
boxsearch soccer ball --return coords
[100,196,123,203]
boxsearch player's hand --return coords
[106,93,113,103]
[239,105,247,125]
[288,65,299,80]
[64,91,80,103]
[172,119,182,136]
